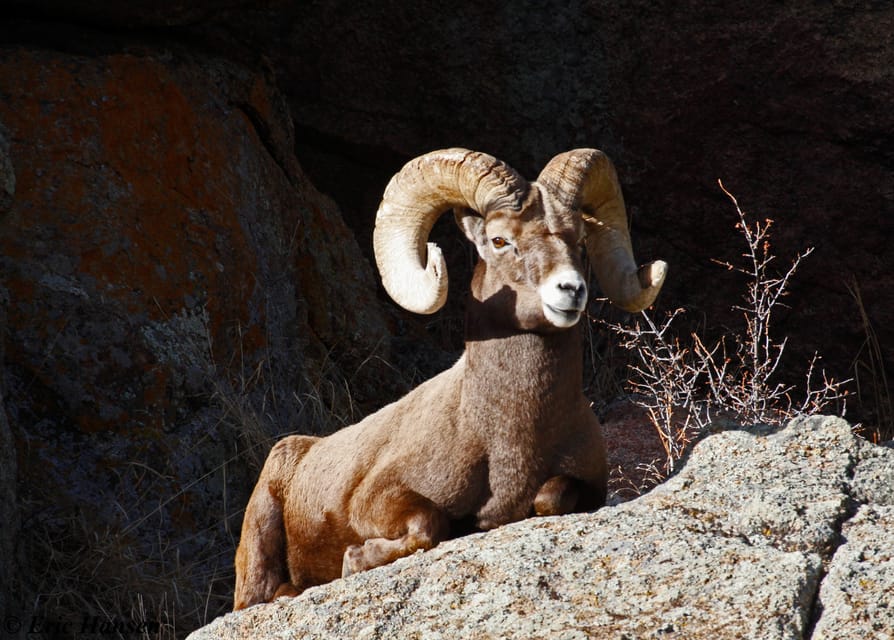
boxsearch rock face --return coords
[0,40,394,625]
[188,416,894,640]
[0,102,16,620]
[0,297,16,620]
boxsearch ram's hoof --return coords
[273,582,300,599]
[341,544,365,578]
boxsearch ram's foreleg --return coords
[533,474,605,516]
[342,477,449,577]
[233,435,318,610]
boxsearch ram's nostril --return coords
[557,281,587,300]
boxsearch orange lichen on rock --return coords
[0,49,273,434]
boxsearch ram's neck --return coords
[465,327,583,383]
[459,259,587,440]
[461,326,584,433]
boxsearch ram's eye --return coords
[491,237,508,250]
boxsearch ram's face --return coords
[374,148,665,323]
[461,188,588,331]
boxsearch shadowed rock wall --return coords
[274,2,894,415]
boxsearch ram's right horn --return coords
[537,149,666,312]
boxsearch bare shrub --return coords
[602,181,850,475]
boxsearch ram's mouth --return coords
[543,303,583,328]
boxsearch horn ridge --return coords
[373,149,528,314]
[537,149,666,312]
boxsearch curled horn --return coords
[536,149,667,312]
[373,148,528,314]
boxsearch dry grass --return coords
[12,305,382,639]
[847,278,894,443]
[18,483,218,639]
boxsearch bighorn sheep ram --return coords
[234,148,666,610]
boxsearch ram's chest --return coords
[433,427,546,521]
[430,453,491,519]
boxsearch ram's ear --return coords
[454,208,488,259]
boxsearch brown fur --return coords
[234,177,611,611]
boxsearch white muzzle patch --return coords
[540,269,588,328]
